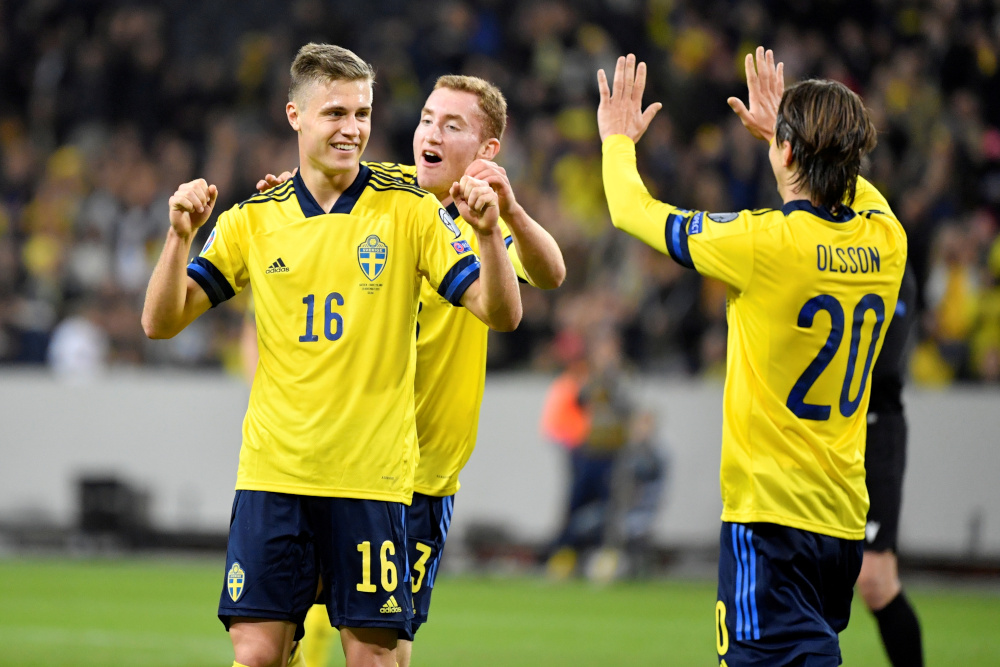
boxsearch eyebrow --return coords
[420,109,467,124]
[320,104,372,114]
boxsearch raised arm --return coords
[464,159,565,289]
[452,175,522,331]
[141,179,217,338]
[597,54,679,253]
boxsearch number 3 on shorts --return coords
[412,542,433,593]
[356,540,398,593]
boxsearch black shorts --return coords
[716,522,862,666]
[864,411,907,552]
[218,490,413,641]
[406,492,455,635]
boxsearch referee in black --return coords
[856,264,924,666]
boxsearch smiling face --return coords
[413,87,497,201]
[287,77,372,180]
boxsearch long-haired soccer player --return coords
[142,43,522,667]
[253,74,565,667]
[597,49,906,665]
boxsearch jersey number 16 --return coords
[299,293,344,342]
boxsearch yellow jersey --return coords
[188,166,482,504]
[603,134,907,540]
[370,162,529,496]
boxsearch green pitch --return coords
[1,557,997,666]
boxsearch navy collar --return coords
[781,199,855,223]
[293,165,372,218]
[445,201,461,221]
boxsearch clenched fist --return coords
[450,175,499,234]
[169,179,219,239]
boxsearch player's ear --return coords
[287,101,301,132]
[479,138,500,161]
[779,140,794,167]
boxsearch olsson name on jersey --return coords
[816,245,881,274]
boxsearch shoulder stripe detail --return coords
[187,257,236,307]
[367,181,428,198]
[366,162,418,184]
[239,186,296,209]
[368,171,426,195]
[750,208,777,216]
[439,255,481,306]
[240,179,294,204]
[664,211,695,269]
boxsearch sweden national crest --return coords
[358,234,388,281]
[227,562,245,602]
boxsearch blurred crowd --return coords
[2,0,1000,384]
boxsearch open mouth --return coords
[422,151,443,164]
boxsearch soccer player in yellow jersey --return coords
[255,74,565,667]
[141,44,522,667]
[597,50,907,665]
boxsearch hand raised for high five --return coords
[597,54,663,143]
[169,179,218,239]
[727,47,784,143]
[450,175,499,233]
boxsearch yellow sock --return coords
[302,604,337,667]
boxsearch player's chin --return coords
[416,171,449,195]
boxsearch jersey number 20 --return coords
[786,293,885,420]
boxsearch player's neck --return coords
[777,174,815,207]
[299,161,361,212]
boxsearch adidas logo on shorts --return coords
[380,595,402,614]
[265,258,290,274]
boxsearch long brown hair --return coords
[774,80,877,211]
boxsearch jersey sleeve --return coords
[414,195,482,306]
[498,218,532,285]
[851,176,896,219]
[602,134,755,292]
[186,206,249,307]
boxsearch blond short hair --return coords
[434,75,507,141]
[289,43,375,103]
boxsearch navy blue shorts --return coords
[406,492,455,635]
[218,490,413,641]
[716,522,862,666]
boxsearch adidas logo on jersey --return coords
[380,595,402,614]
[265,258,289,274]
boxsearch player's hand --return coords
[727,46,784,143]
[597,54,662,143]
[450,175,499,233]
[169,179,218,239]
[255,168,296,193]
[464,159,516,218]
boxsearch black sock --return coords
[873,590,924,667]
